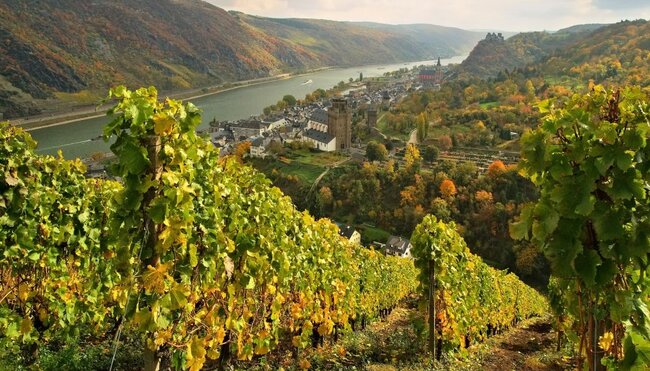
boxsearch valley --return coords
[1,1,650,370]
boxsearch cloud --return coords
[204,0,650,31]
[593,0,650,9]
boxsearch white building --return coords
[250,137,268,158]
[306,109,329,132]
[303,129,336,152]
[385,236,413,258]
[265,117,287,131]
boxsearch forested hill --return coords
[241,15,484,64]
[537,20,650,86]
[456,24,607,79]
[0,0,483,118]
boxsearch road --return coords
[408,128,418,145]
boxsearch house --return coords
[231,119,266,140]
[384,236,412,258]
[338,225,361,245]
[250,137,267,158]
[264,116,287,131]
[303,129,336,152]
[210,130,232,148]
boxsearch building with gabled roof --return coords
[384,236,412,258]
[338,225,361,245]
[303,129,336,152]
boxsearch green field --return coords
[287,149,345,167]
[359,225,391,244]
[479,101,500,110]
[377,112,411,141]
[251,158,324,184]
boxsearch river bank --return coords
[14,66,334,131]
[29,56,466,158]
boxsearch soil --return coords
[478,317,573,371]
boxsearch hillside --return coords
[0,0,482,119]
[455,25,606,79]
[539,19,650,86]
[237,16,482,67]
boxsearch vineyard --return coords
[0,86,545,369]
[436,147,520,172]
[411,215,546,358]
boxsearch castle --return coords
[485,32,505,42]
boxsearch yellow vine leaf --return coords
[20,316,32,335]
[298,359,311,370]
[143,263,170,294]
[206,348,220,360]
[599,331,614,352]
[18,283,30,302]
[186,336,207,371]
[317,319,334,336]
[153,113,175,136]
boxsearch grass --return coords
[280,162,323,184]
[427,123,472,139]
[251,157,325,184]
[254,148,350,185]
[479,101,500,110]
[360,225,392,244]
[287,149,346,167]
[496,138,521,151]
[377,112,411,141]
[54,90,102,105]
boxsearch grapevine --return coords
[512,86,650,370]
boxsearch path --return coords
[251,302,573,370]
[478,317,572,371]
[408,128,418,145]
[309,157,351,194]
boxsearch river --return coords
[29,56,466,159]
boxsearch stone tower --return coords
[328,98,352,151]
[367,106,378,132]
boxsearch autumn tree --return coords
[438,135,453,151]
[317,186,334,214]
[439,179,457,198]
[420,145,439,163]
[416,113,427,142]
[525,79,536,102]
[404,144,421,173]
[282,94,297,106]
[366,141,389,162]
[487,160,506,177]
[475,190,493,204]
[233,141,252,161]
[267,140,284,155]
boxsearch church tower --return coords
[328,98,352,151]
[435,56,444,84]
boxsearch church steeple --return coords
[436,57,441,67]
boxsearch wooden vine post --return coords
[142,135,163,371]
[427,259,436,360]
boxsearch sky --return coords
[204,0,650,31]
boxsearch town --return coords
[195,57,519,254]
